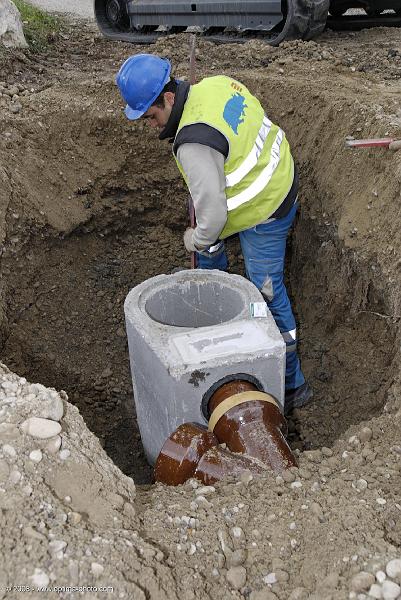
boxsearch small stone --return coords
[382,580,401,599]
[351,571,375,592]
[30,569,49,587]
[46,436,62,454]
[49,540,67,554]
[7,86,19,96]
[39,395,64,422]
[59,449,70,460]
[290,481,302,489]
[1,381,18,392]
[68,512,82,525]
[298,468,312,480]
[263,573,277,584]
[10,102,22,115]
[232,527,243,539]
[386,559,401,580]
[21,417,61,439]
[240,470,253,485]
[2,444,16,457]
[275,569,289,582]
[376,498,387,506]
[228,549,247,567]
[359,427,373,443]
[91,562,104,577]
[29,449,43,463]
[353,479,368,492]
[368,584,382,600]
[188,543,197,555]
[101,367,112,379]
[195,486,215,496]
[9,470,21,484]
[195,495,212,509]
[226,566,246,589]
[348,435,360,447]
[376,571,386,583]
[281,469,296,483]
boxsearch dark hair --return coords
[151,78,178,108]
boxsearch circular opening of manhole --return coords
[144,281,244,327]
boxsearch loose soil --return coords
[0,18,401,600]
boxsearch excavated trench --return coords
[0,71,399,485]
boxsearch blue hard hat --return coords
[115,54,171,120]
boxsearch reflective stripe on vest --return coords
[225,115,272,189]
[227,127,284,211]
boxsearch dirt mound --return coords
[0,20,400,599]
[0,362,179,599]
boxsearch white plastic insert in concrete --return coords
[124,270,286,465]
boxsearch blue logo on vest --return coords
[223,93,247,135]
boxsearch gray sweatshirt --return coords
[177,143,227,250]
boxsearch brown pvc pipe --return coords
[154,423,218,485]
[208,380,297,472]
[194,446,267,486]
[154,422,268,486]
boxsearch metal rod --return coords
[188,34,197,270]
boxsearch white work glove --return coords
[183,228,225,257]
[183,228,198,253]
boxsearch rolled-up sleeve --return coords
[177,143,227,249]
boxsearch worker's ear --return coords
[164,91,175,107]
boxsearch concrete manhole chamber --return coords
[124,269,286,465]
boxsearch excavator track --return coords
[95,0,329,45]
[94,0,401,45]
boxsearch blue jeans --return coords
[197,201,305,391]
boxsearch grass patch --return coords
[12,0,62,51]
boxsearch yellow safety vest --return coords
[174,76,294,239]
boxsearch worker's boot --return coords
[284,381,313,417]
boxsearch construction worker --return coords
[115,53,311,414]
